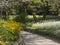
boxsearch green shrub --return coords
[0,28,18,41]
[53,30,60,37]
[0,19,23,45]
[13,12,27,23]
[26,22,60,39]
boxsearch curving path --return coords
[21,31,60,45]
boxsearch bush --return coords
[13,12,27,23]
[25,22,60,39]
[53,30,60,37]
[0,41,6,45]
[3,21,23,34]
[0,21,23,45]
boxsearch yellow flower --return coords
[0,41,6,45]
[0,26,1,28]
[3,21,23,34]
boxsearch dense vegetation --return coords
[1,0,60,21]
[0,0,60,45]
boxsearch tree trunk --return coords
[5,11,9,20]
[43,14,46,20]
[33,12,37,22]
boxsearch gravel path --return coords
[21,31,60,45]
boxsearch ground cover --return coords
[25,21,60,40]
[0,19,23,45]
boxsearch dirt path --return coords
[21,31,60,45]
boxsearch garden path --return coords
[21,31,60,45]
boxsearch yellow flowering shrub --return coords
[3,21,23,34]
[0,41,6,45]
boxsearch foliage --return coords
[0,28,18,41]
[3,21,23,34]
[31,0,45,5]
[31,25,45,30]
[13,12,27,23]
[26,15,43,22]
[0,19,7,25]
[12,2,28,23]
[0,20,23,45]
[0,41,6,45]
[26,22,60,39]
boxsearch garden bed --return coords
[0,19,24,45]
[25,21,60,40]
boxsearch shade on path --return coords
[21,31,60,45]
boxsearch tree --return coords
[41,1,51,19]
[26,1,37,22]
[55,5,59,16]
[0,0,21,20]
[32,8,37,22]
[14,1,28,23]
